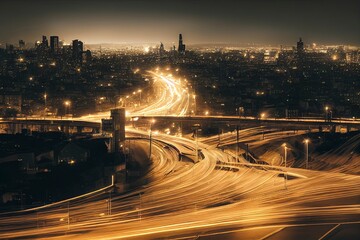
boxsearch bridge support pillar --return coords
[61,125,70,135]
[76,126,83,133]
[331,125,336,133]
[15,123,22,134]
[111,108,126,153]
[92,127,99,134]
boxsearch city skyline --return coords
[0,0,359,46]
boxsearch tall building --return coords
[159,42,165,57]
[50,36,59,53]
[42,36,49,47]
[72,39,84,62]
[297,37,304,54]
[18,40,25,50]
[178,34,186,54]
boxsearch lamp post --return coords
[64,100,71,116]
[325,106,329,122]
[138,89,142,105]
[125,95,129,107]
[193,94,196,116]
[236,125,240,162]
[283,143,288,189]
[149,119,155,160]
[304,139,309,169]
[238,107,244,119]
[44,93,47,119]
[192,124,201,162]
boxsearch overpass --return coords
[1,115,359,134]
[0,118,101,134]
[132,115,360,131]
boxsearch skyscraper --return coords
[72,39,84,62]
[178,34,186,54]
[18,40,25,50]
[50,36,59,53]
[159,42,165,57]
[297,37,304,54]
[42,36,48,47]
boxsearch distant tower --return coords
[297,37,304,54]
[178,34,186,54]
[159,42,165,57]
[50,36,59,53]
[42,36,49,47]
[72,39,84,62]
[18,40,25,50]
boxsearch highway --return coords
[0,68,359,239]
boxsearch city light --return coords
[1,3,360,239]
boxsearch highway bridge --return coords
[1,115,359,134]
[133,115,360,128]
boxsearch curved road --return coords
[0,68,359,239]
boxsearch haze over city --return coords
[1,0,359,45]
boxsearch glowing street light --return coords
[304,139,310,169]
[44,93,47,119]
[282,143,288,189]
[64,100,71,115]
[324,106,331,122]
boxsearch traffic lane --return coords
[123,226,282,240]
[265,224,337,240]
[330,223,360,240]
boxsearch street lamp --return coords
[192,124,201,162]
[64,101,71,116]
[304,139,310,169]
[44,93,47,119]
[282,143,288,189]
[324,106,330,122]
[283,143,288,167]
[193,94,196,116]
[237,107,244,119]
[138,89,142,105]
[149,119,156,160]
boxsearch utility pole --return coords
[149,119,155,160]
[236,125,240,162]
[192,124,201,162]
[196,128,199,163]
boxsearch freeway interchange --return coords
[0,69,359,239]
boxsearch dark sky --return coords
[0,0,359,46]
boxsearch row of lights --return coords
[282,138,310,169]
